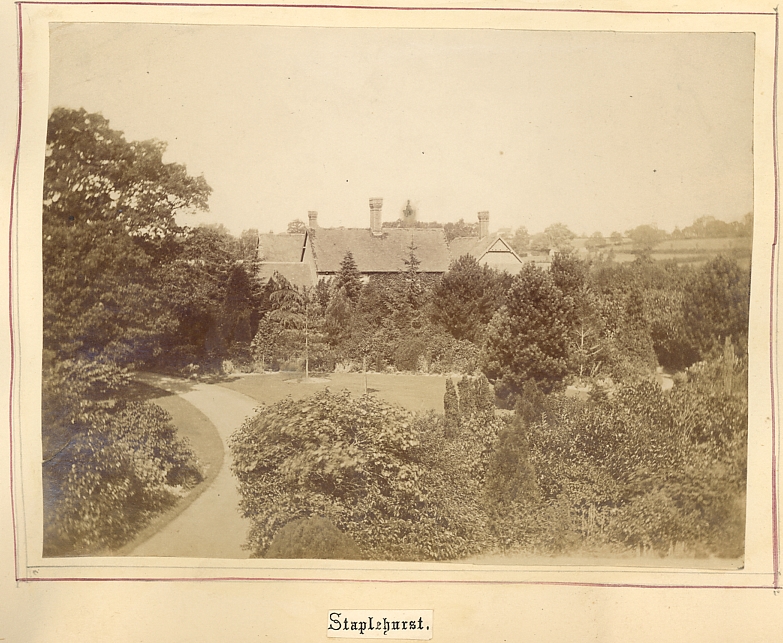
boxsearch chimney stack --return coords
[478,211,490,239]
[308,210,318,229]
[370,198,383,236]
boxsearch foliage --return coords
[430,255,507,342]
[585,231,606,251]
[42,109,209,555]
[626,224,668,253]
[503,226,530,255]
[287,219,307,234]
[443,378,460,434]
[44,108,211,365]
[682,213,753,239]
[221,262,255,349]
[335,251,363,304]
[491,357,748,556]
[443,218,478,242]
[230,390,486,560]
[529,223,576,252]
[44,399,202,555]
[682,256,750,358]
[393,337,428,371]
[481,264,572,401]
[265,516,362,559]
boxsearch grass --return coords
[218,371,449,412]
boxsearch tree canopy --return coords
[482,264,572,400]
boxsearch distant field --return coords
[655,237,752,252]
[219,371,449,413]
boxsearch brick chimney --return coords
[478,211,489,239]
[370,198,383,236]
[308,210,318,229]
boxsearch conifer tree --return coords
[335,251,363,304]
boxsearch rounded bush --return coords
[265,517,362,560]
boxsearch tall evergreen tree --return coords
[481,263,572,400]
[335,251,363,303]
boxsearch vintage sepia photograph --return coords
[39,22,754,568]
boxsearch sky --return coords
[48,23,755,236]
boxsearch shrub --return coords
[266,517,363,559]
[44,401,203,555]
[230,390,485,560]
[393,336,428,371]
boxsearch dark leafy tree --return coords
[682,256,750,357]
[43,107,211,364]
[42,108,209,553]
[482,264,572,400]
[221,263,255,347]
[324,286,353,347]
[430,255,506,342]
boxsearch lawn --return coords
[218,371,449,413]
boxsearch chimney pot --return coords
[370,198,383,236]
[308,210,318,229]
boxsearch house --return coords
[448,211,529,274]
[305,200,451,282]
[256,199,528,288]
[255,231,316,289]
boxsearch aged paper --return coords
[1,0,781,640]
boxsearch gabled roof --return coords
[257,262,316,290]
[309,228,451,274]
[257,233,306,262]
[448,233,523,263]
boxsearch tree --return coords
[324,286,353,347]
[544,223,576,251]
[42,108,210,553]
[481,264,572,400]
[287,219,307,234]
[503,226,530,255]
[221,262,255,348]
[444,218,478,242]
[43,107,211,364]
[334,251,363,304]
[550,253,606,377]
[682,256,750,357]
[430,255,505,342]
[609,231,623,244]
[626,224,667,253]
[158,224,242,364]
[584,231,606,251]
[267,276,312,376]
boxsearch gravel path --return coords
[128,376,257,558]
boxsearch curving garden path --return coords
[127,374,257,559]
